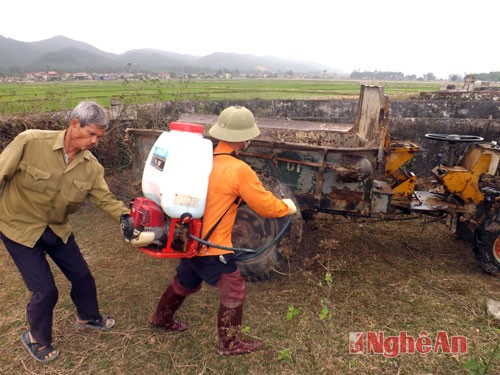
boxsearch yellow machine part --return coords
[440,153,492,204]
[385,149,415,178]
[385,140,420,198]
[392,172,417,197]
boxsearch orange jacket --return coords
[198,142,290,256]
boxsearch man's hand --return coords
[281,198,297,215]
[120,214,135,241]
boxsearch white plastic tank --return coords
[142,122,213,219]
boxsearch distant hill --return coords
[0,35,335,74]
[195,53,328,73]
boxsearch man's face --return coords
[228,140,252,155]
[69,119,106,150]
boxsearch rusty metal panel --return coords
[126,126,385,216]
[352,85,387,147]
[241,143,322,209]
[320,188,369,213]
[239,141,380,214]
[178,113,361,148]
[371,180,393,214]
[126,85,388,217]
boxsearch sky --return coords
[2,0,498,79]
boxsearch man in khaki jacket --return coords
[0,101,129,363]
[149,106,297,355]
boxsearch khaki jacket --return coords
[0,129,128,247]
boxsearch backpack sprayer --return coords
[120,121,292,259]
[120,196,203,258]
[120,122,211,259]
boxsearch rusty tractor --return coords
[126,85,500,280]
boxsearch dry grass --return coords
[1,202,499,374]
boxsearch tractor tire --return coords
[232,175,303,281]
[473,219,500,275]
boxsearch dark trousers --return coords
[1,227,102,346]
[175,254,246,308]
[176,254,238,288]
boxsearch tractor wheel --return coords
[232,175,303,281]
[473,219,500,275]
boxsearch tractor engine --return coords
[120,197,202,259]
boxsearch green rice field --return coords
[0,79,443,115]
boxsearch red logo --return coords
[349,331,467,358]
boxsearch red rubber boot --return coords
[217,303,261,355]
[150,285,188,332]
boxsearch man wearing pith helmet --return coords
[150,106,297,355]
[209,105,261,142]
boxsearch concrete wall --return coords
[2,92,499,177]
[129,94,500,175]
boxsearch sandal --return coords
[21,330,60,363]
[75,315,116,330]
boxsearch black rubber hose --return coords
[188,215,291,253]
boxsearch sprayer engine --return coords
[120,197,202,259]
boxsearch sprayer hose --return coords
[188,215,292,254]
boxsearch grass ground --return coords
[0,196,499,374]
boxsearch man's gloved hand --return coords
[281,198,297,215]
[120,214,135,241]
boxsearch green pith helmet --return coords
[208,106,260,142]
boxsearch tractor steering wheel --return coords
[425,133,484,166]
[424,133,484,143]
